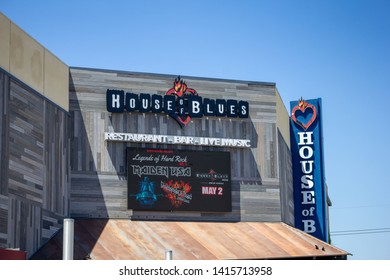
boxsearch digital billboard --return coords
[127,148,232,212]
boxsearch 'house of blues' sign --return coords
[106,76,249,128]
[290,98,329,242]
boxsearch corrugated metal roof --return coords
[32,219,348,260]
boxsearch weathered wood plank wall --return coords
[278,130,294,226]
[0,69,70,257]
[69,68,293,222]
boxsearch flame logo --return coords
[166,76,197,97]
[291,97,317,130]
[298,97,308,109]
[165,76,198,128]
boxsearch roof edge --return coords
[69,66,276,87]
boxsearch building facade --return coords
[0,12,345,259]
[69,67,293,223]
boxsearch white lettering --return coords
[302,208,316,217]
[217,103,225,114]
[112,94,120,108]
[166,100,173,111]
[106,91,250,121]
[154,98,160,110]
[202,186,217,195]
[192,101,201,114]
[301,175,314,189]
[296,122,318,236]
[298,132,314,145]
[302,209,310,216]
[229,104,235,115]
[173,136,194,145]
[299,146,313,159]
[205,103,213,114]
[302,220,316,233]
[309,207,315,216]
[301,191,315,204]
[128,98,136,109]
[104,132,250,148]
[241,104,247,115]
[142,98,149,109]
[300,160,314,174]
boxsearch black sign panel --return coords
[127,148,231,212]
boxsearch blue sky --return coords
[2,0,390,259]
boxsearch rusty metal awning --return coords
[32,219,348,260]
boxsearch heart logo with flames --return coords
[166,76,198,128]
[291,98,317,130]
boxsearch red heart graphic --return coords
[177,115,191,127]
[291,101,317,130]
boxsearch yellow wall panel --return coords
[1,12,69,111]
[44,50,69,111]
[276,89,290,148]
[10,22,44,93]
[0,13,11,72]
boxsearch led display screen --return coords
[127,148,231,212]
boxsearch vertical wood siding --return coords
[278,130,294,226]
[0,69,70,257]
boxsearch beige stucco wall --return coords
[276,88,290,148]
[0,13,10,72]
[44,50,69,110]
[0,12,69,111]
[10,21,45,93]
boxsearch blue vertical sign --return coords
[290,98,329,242]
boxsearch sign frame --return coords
[290,98,329,242]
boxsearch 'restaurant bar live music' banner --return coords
[127,148,232,212]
